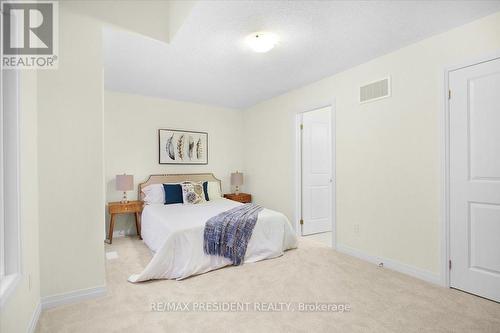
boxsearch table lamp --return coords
[231,171,243,195]
[116,174,133,203]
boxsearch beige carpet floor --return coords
[37,237,500,333]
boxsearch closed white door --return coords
[301,107,332,236]
[449,57,500,302]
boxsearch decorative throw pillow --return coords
[181,182,206,205]
[202,181,210,201]
[163,183,184,205]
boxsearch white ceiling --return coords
[103,0,500,109]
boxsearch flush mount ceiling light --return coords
[245,32,279,53]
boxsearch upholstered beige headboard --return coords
[138,173,222,201]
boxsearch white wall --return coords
[104,91,244,235]
[37,3,105,298]
[169,1,198,41]
[243,12,500,278]
[65,0,197,44]
[0,71,41,333]
[64,0,171,43]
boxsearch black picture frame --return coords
[158,129,208,165]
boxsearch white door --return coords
[449,57,500,302]
[301,107,332,236]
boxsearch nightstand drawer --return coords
[108,201,143,214]
[224,193,252,203]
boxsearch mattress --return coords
[129,198,297,281]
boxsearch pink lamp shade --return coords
[230,172,243,186]
[116,174,134,191]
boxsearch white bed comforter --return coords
[128,198,298,282]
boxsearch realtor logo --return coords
[1,1,58,69]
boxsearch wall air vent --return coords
[359,77,391,104]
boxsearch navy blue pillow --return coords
[202,181,210,201]
[163,184,183,204]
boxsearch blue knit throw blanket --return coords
[204,203,263,265]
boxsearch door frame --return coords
[294,101,336,248]
[441,51,500,288]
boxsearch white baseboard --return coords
[41,286,106,310]
[112,231,126,238]
[112,230,138,238]
[336,243,442,286]
[27,301,41,333]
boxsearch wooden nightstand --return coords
[224,193,252,203]
[106,200,143,244]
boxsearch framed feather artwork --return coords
[158,129,208,165]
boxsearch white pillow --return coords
[142,184,164,204]
[207,181,222,200]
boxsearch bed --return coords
[128,173,298,282]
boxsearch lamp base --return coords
[235,186,240,195]
[120,191,129,204]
